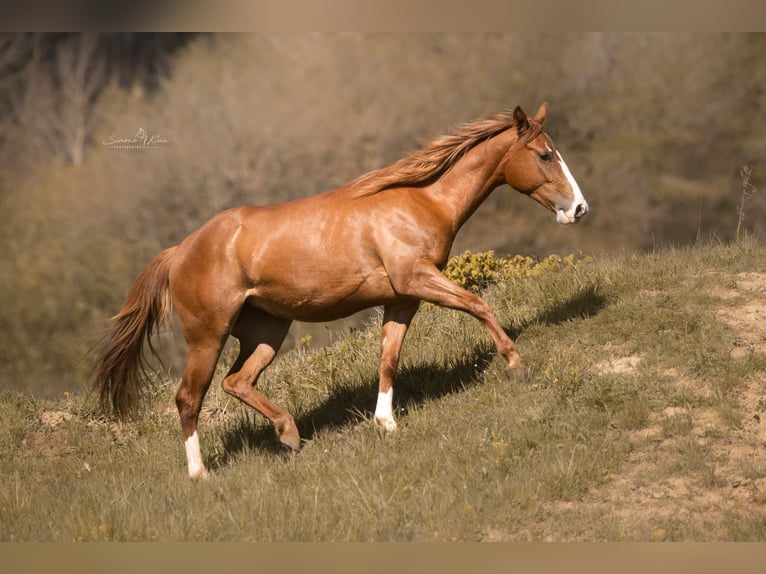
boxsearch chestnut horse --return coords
[94,103,588,479]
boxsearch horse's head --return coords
[502,103,588,224]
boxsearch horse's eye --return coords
[539,151,553,162]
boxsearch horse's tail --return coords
[93,247,177,420]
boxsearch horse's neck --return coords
[425,131,513,233]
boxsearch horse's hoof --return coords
[374,416,398,433]
[189,467,210,481]
[274,414,301,451]
[280,434,301,451]
[276,425,301,451]
[508,356,525,370]
[508,358,527,380]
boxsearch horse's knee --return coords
[221,370,249,399]
[220,374,237,396]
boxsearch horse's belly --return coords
[245,268,398,322]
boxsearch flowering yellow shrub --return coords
[443,250,587,293]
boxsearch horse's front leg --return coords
[374,301,420,433]
[398,263,525,372]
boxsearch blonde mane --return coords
[350,111,540,198]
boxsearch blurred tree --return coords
[52,33,104,165]
[0,33,198,176]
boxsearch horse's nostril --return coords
[574,203,588,219]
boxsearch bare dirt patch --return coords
[24,410,76,457]
[717,272,766,358]
[597,355,642,375]
[24,429,71,457]
[596,342,643,376]
[26,409,133,456]
[39,410,74,427]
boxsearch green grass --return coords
[2,239,766,541]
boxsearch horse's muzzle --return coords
[573,202,588,221]
[556,202,588,224]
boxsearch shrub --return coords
[443,250,586,293]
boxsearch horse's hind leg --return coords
[176,340,225,480]
[173,295,235,480]
[222,306,298,450]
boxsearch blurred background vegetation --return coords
[1,33,764,397]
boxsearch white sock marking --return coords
[374,388,397,432]
[184,431,207,479]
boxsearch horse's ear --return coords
[513,106,529,135]
[533,102,548,124]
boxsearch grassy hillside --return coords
[2,240,766,541]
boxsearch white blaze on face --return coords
[555,150,588,224]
